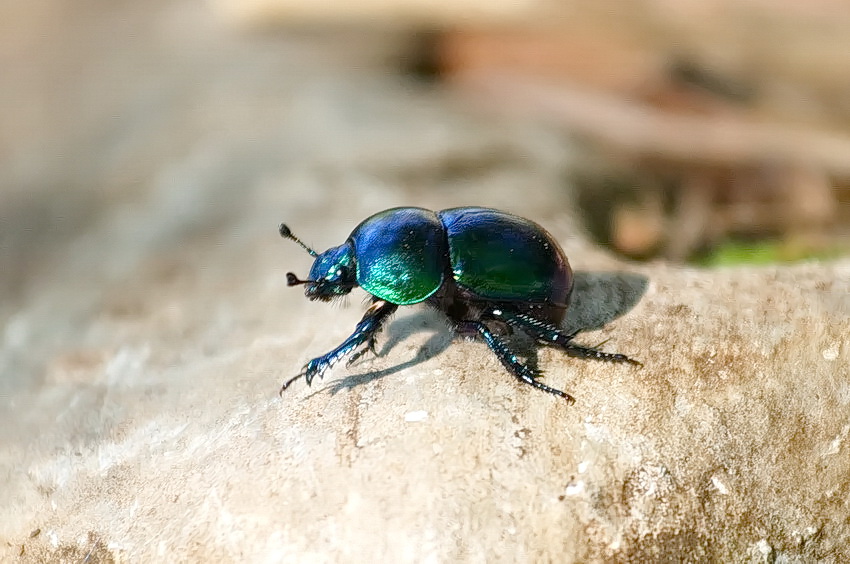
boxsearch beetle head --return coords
[279,224,357,302]
[300,243,357,301]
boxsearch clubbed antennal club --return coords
[279,223,318,257]
[286,272,311,287]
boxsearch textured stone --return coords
[1,1,849,562]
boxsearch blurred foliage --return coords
[696,239,848,266]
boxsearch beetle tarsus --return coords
[557,342,642,366]
[279,371,306,395]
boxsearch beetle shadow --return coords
[325,270,648,394]
[562,271,649,335]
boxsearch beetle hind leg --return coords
[495,310,641,366]
[473,321,575,404]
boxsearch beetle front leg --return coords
[345,335,378,368]
[280,299,398,394]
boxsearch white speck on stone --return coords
[791,526,819,547]
[674,393,692,415]
[433,369,443,376]
[492,309,502,316]
[824,424,849,456]
[755,539,773,557]
[822,343,839,361]
[564,481,584,496]
[583,422,609,442]
[577,461,589,474]
[343,491,363,515]
[711,475,729,495]
[405,410,428,422]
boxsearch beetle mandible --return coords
[279,206,639,403]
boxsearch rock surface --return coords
[2,1,849,562]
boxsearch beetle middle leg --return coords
[280,298,398,393]
[472,321,575,403]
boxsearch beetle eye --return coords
[320,265,353,292]
[327,266,346,281]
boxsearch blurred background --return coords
[2,0,850,297]
[218,0,850,265]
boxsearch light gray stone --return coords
[1,1,848,562]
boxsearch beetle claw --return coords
[279,358,327,395]
[303,358,327,386]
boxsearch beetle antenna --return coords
[279,223,318,257]
[286,272,312,286]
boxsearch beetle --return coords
[279,206,639,403]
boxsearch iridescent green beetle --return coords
[281,207,639,403]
